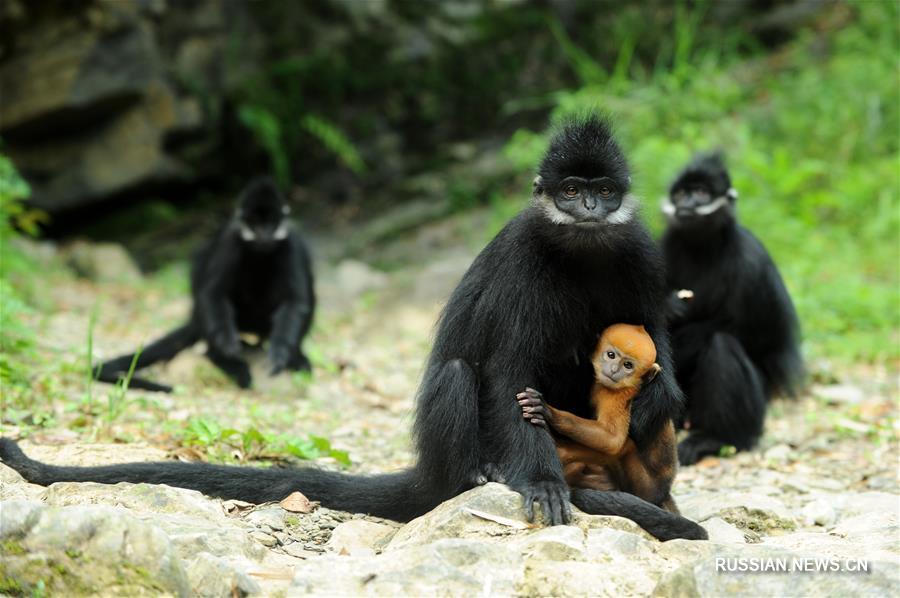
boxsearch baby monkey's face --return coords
[594,343,648,389]
[591,324,660,390]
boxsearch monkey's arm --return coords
[556,440,624,467]
[269,231,315,374]
[518,388,630,457]
[197,236,242,358]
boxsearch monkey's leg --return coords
[269,301,313,375]
[678,332,765,466]
[413,358,483,496]
[207,346,252,389]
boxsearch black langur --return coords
[94,177,315,392]
[661,152,803,465]
[1,116,706,541]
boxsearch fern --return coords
[300,114,366,174]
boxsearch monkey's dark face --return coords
[663,154,736,229]
[235,180,291,250]
[534,174,633,226]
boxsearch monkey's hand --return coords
[270,346,312,376]
[666,290,693,324]
[517,387,554,429]
[211,329,242,359]
[269,344,291,375]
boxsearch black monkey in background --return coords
[95,178,315,392]
[0,116,706,541]
[661,153,803,465]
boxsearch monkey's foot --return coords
[677,433,726,466]
[472,462,507,486]
[513,479,571,525]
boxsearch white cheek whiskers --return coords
[694,196,729,215]
[273,221,289,240]
[534,194,576,225]
[605,194,638,225]
[240,223,256,241]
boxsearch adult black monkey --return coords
[661,152,803,465]
[95,177,315,392]
[0,116,706,541]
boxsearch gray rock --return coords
[585,527,657,558]
[523,559,658,597]
[42,481,225,520]
[764,531,900,567]
[4,504,191,596]
[63,240,143,283]
[513,525,586,561]
[655,549,899,597]
[325,519,398,556]
[162,522,268,561]
[245,507,287,532]
[703,517,748,544]
[249,530,279,548]
[678,491,796,534]
[186,552,262,597]
[289,539,523,596]
[0,500,44,537]
[801,497,837,527]
[387,483,529,550]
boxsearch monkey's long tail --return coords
[94,323,200,393]
[0,439,436,522]
[570,488,707,541]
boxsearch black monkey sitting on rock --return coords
[0,116,706,541]
[94,177,315,392]
[661,152,803,465]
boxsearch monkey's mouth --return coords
[598,372,618,385]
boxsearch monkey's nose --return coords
[583,197,597,210]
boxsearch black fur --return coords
[662,153,803,465]
[1,116,704,541]
[95,178,315,391]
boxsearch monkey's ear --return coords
[726,187,738,201]
[532,176,544,197]
[643,363,661,384]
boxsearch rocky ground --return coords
[1,208,898,596]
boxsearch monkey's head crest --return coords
[533,115,637,228]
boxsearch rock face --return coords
[2,471,899,596]
[0,0,250,213]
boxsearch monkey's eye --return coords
[606,351,616,359]
[599,186,613,198]
[564,185,579,198]
[623,361,634,370]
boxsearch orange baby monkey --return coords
[518,323,680,513]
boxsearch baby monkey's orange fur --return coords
[519,324,680,513]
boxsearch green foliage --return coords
[300,114,366,175]
[238,105,291,187]
[501,3,899,363]
[0,154,39,407]
[179,417,350,467]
